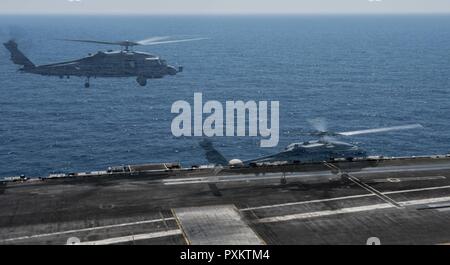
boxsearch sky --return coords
[1,0,450,15]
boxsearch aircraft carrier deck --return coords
[1,155,450,245]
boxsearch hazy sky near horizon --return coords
[1,0,450,15]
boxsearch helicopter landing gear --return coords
[137,76,147,87]
[280,172,287,185]
[84,77,91,88]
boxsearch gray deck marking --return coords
[162,162,450,185]
[173,205,265,245]
[257,196,450,223]
[323,161,402,208]
[159,211,170,230]
[171,209,191,245]
[77,230,182,245]
[417,202,450,211]
[345,174,403,208]
[384,185,450,194]
[0,217,175,243]
[241,185,450,211]
[162,171,335,185]
[370,176,446,183]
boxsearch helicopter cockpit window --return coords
[286,143,298,150]
[145,58,159,65]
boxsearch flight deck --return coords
[1,155,450,245]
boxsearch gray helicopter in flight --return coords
[3,36,206,88]
[200,119,423,167]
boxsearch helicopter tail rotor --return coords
[307,118,341,137]
[308,118,327,133]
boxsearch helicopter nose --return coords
[167,66,178,75]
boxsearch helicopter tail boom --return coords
[3,40,35,69]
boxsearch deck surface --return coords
[1,157,450,245]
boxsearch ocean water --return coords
[0,15,449,177]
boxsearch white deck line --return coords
[0,217,175,243]
[257,196,450,223]
[242,185,450,211]
[76,230,182,245]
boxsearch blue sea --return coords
[0,15,449,178]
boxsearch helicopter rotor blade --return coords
[57,39,136,46]
[135,36,173,45]
[137,37,208,46]
[58,37,207,48]
[338,124,423,137]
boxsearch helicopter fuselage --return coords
[24,51,179,80]
[246,140,367,165]
[4,38,199,87]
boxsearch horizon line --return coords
[1,12,450,16]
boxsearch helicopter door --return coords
[123,59,137,75]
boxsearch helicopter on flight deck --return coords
[200,119,424,167]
